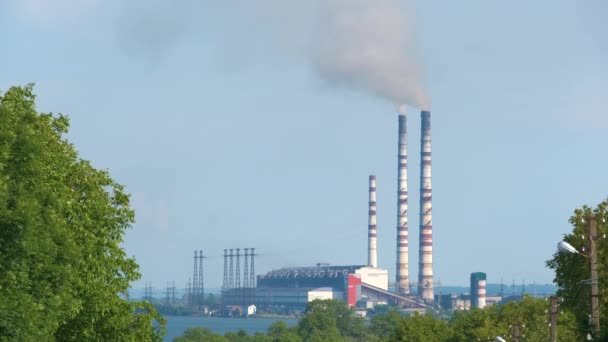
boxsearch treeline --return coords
[174,297,583,342]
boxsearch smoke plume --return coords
[235,0,429,109]
[307,0,429,109]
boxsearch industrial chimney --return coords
[471,272,487,309]
[368,175,378,268]
[418,110,434,303]
[396,110,410,295]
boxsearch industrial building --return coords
[250,264,426,310]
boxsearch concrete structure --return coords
[396,110,410,295]
[368,175,378,268]
[355,267,388,291]
[347,274,362,307]
[471,272,487,309]
[485,295,502,306]
[418,110,434,303]
[308,287,339,301]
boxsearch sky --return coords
[1,0,607,290]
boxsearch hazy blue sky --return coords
[2,0,607,289]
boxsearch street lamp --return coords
[557,214,601,339]
[479,337,506,342]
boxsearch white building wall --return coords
[308,287,335,301]
[356,267,389,291]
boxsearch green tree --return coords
[370,310,402,340]
[449,306,506,342]
[390,313,451,342]
[0,85,165,340]
[546,202,608,340]
[268,320,301,342]
[174,327,227,342]
[297,299,369,341]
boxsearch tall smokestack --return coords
[396,110,410,295]
[368,175,378,268]
[418,110,434,303]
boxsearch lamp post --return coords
[558,214,600,339]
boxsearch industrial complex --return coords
[147,108,553,316]
[219,108,439,312]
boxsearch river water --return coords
[164,316,298,341]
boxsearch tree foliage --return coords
[0,85,165,340]
[546,202,608,340]
[297,299,370,341]
[174,297,583,341]
[391,312,451,342]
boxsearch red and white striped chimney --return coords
[368,175,378,268]
[396,108,410,295]
[418,110,434,303]
[477,278,487,309]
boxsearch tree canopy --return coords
[0,85,165,340]
[547,201,608,340]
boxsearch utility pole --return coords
[193,251,198,307]
[198,250,204,306]
[222,249,228,290]
[511,322,522,342]
[186,278,192,308]
[171,281,177,306]
[229,249,234,289]
[235,248,241,289]
[588,215,600,338]
[250,248,256,288]
[549,295,558,342]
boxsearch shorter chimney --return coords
[368,175,378,268]
[471,272,487,309]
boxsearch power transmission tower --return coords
[229,249,234,289]
[250,248,256,288]
[193,251,198,307]
[186,278,192,308]
[244,248,249,288]
[165,281,171,306]
[222,249,228,290]
[171,281,177,306]
[235,248,241,289]
[198,250,205,306]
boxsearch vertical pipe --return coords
[368,175,378,268]
[396,110,410,295]
[418,110,434,303]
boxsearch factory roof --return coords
[259,265,365,280]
